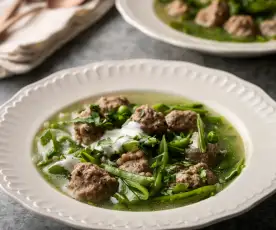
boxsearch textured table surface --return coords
[1,7,276,230]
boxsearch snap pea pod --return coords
[113,193,129,204]
[80,151,99,165]
[102,164,155,187]
[169,137,190,149]
[197,114,207,153]
[152,103,170,113]
[150,136,168,196]
[153,185,217,202]
[125,179,149,200]
[168,145,185,154]
[172,183,188,194]
[224,158,245,182]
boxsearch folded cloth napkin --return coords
[0,0,114,79]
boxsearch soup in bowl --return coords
[33,92,245,211]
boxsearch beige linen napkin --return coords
[0,0,114,79]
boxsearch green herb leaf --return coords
[72,112,101,125]
[48,164,69,176]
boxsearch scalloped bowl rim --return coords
[115,0,276,57]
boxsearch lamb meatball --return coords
[195,0,229,28]
[166,0,188,17]
[68,163,118,203]
[165,110,197,132]
[96,96,129,114]
[131,105,167,134]
[74,107,103,145]
[176,163,217,188]
[260,19,276,37]
[117,150,152,176]
[224,15,255,37]
[186,143,219,167]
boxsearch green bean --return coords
[151,153,164,162]
[172,183,188,194]
[169,138,190,149]
[224,158,245,182]
[207,131,219,143]
[138,135,159,147]
[102,164,154,186]
[150,136,168,196]
[168,144,185,154]
[150,170,163,196]
[125,179,149,200]
[197,114,207,153]
[80,151,98,164]
[152,103,170,113]
[153,185,217,202]
[113,193,129,204]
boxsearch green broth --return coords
[33,91,245,211]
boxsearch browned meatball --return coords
[195,0,229,28]
[186,143,219,167]
[68,163,118,203]
[176,163,217,188]
[260,19,276,37]
[224,15,255,37]
[131,105,167,135]
[166,0,188,17]
[74,107,103,145]
[165,110,197,132]
[96,96,129,114]
[117,150,152,176]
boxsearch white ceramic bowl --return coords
[1,59,276,230]
[116,0,276,57]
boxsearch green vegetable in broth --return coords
[103,164,155,187]
[33,92,245,211]
[155,0,276,43]
[197,114,207,153]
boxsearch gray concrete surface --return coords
[1,7,276,230]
